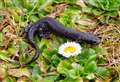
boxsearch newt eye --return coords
[91,37,101,44]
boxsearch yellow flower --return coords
[58,42,82,58]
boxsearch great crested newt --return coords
[19,17,100,67]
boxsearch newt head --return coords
[85,32,100,44]
[77,32,101,44]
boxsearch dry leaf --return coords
[8,68,31,77]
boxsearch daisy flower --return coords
[58,42,82,58]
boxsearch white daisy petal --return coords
[58,42,82,58]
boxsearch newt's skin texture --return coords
[21,17,100,67]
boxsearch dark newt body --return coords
[21,17,100,67]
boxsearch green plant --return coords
[83,0,120,23]
[57,48,110,81]
[0,0,117,81]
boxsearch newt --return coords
[19,17,100,67]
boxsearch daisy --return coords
[58,42,82,58]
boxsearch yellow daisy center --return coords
[64,46,76,53]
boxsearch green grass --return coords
[0,0,120,82]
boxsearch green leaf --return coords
[8,8,21,22]
[65,0,76,4]
[58,77,83,82]
[8,47,17,55]
[19,41,28,52]
[87,54,96,63]
[81,48,95,58]
[51,55,61,67]
[96,67,110,79]
[3,76,16,82]
[42,49,58,61]
[105,11,117,17]
[53,0,76,4]
[93,46,104,54]
[36,38,48,50]
[32,64,41,80]
[43,76,57,82]
[77,48,96,65]
[85,0,97,6]
[84,61,97,73]
[82,7,92,13]
[0,32,3,46]
[67,69,79,79]
[0,2,4,8]
[29,15,39,22]
[87,48,96,55]
[19,53,30,64]
[21,0,37,10]
[91,8,103,16]
[0,51,9,62]
[57,60,72,74]
[86,73,95,80]
[0,16,4,22]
